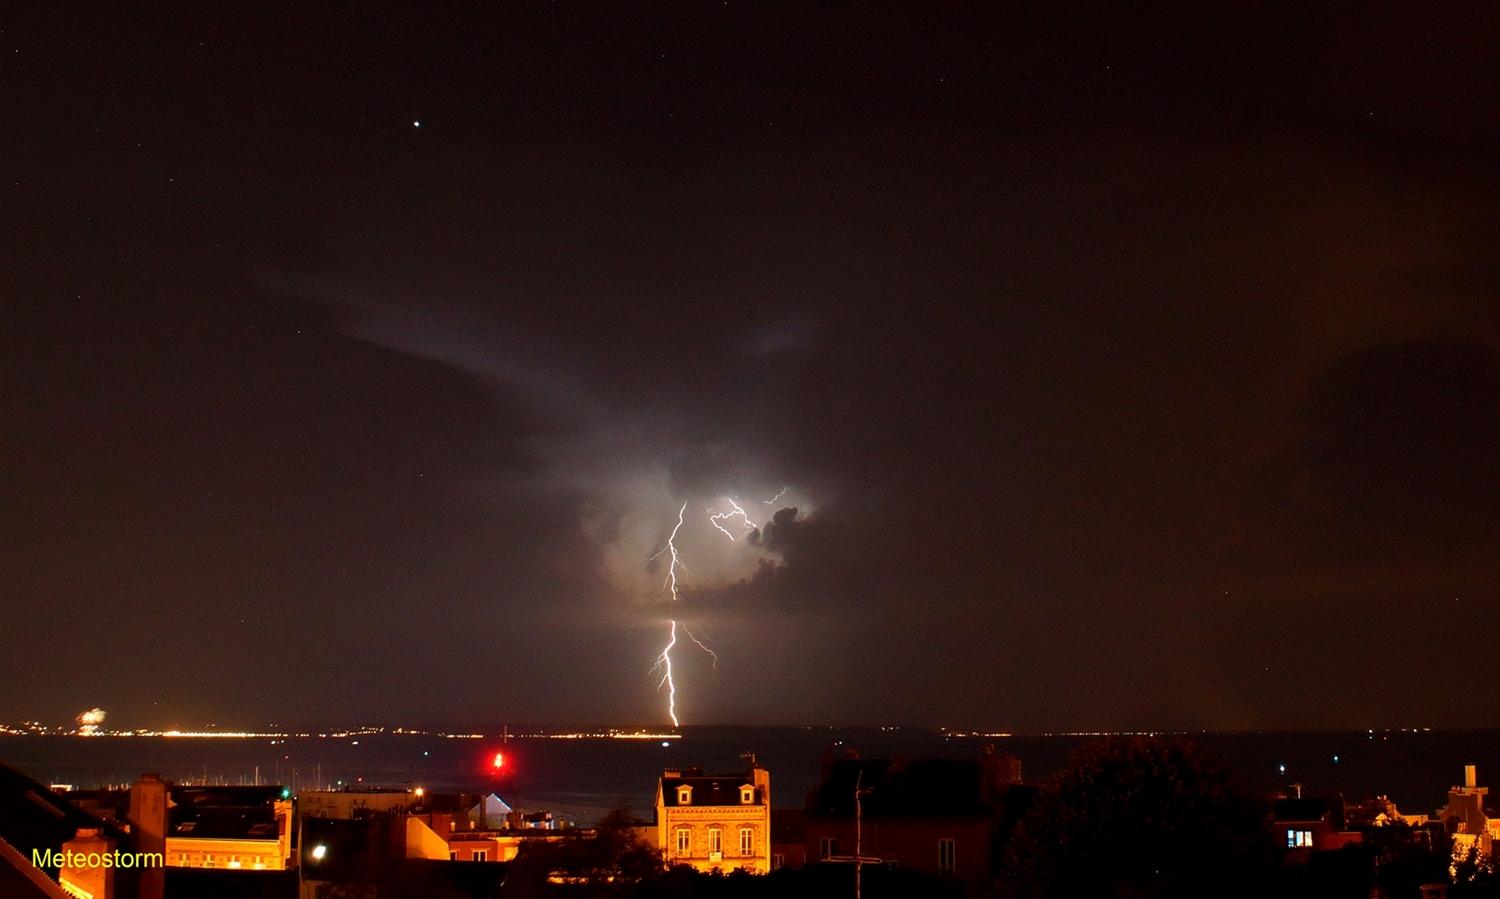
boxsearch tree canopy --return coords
[1000,736,1275,899]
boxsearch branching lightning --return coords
[680,623,719,668]
[708,498,758,541]
[649,502,687,600]
[648,486,792,725]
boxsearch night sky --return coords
[5,4,1499,730]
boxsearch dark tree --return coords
[498,804,662,898]
[1000,736,1275,899]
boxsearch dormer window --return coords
[740,785,755,804]
[677,785,692,805]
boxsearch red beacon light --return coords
[492,752,505,771]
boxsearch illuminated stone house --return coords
[1438,765,1500,863]
[165,787,293,870]
[655,764,771,874]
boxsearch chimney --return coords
[1465,765,1477,789]
[60,828,116,899]
[128,774,168,899]
[980,748,1023,807]
[751,762,772,808]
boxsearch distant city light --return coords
[1279,764,1287,774]
[414,786,425,797]
[661,741,670,748]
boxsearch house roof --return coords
[172,785,286,807]
[169,784,286,840]
[0,765,132,860]
[0,765,141,896]
[1273,798,1331,823]
[809,758,990,818]
[414,792,473,814]
[171,806,281,840]
[466,793,513,817]
[660,774,763,807]
[0,840,69,899]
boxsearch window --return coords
[449,851,458,861]
[772,853,785,870]
[740,826,754,856]
[708,828,722,855]
[1287,829,1314,849]
[677,785,692,805]
[819,837,837,860]
[472,849,488,862]
[740,785,755,804]
[676,827,691,856]
[938,838,956,873]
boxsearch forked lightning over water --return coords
[649,487,793,725]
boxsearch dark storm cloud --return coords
[6,2,1500,728]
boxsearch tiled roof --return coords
[0,766,136,896]
[0,765,131,862]
[0,839,69,899]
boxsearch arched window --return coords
[677,785,692,805]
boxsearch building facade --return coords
[1439,765,1500,862]
[655,763,771,874]
[801,748,1029,883]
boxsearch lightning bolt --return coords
[648,502,688,727]
[708,498,759,541]
[763,486,790,505]
[649,502,687,600]
[648,499,733,725]
[654,621,678,725]
[681,623,719,668]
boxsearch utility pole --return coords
[827,769,880,899]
